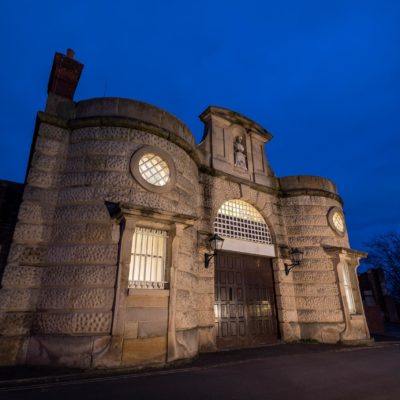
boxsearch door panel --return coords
[215,251,278,348]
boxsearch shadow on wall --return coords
[0,180,24,280]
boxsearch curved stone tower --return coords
[0,50,370,368]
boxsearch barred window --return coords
[138,153,170,187]
[342,262,356,314]
[214,199,272,244]
[129,227,168,289]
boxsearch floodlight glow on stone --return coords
[333,212,345,233]
[138,153,170,186]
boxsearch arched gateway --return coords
[213,200,278,348]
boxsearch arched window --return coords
[214,199,272,244]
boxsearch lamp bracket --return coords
[284,262,299,275]
[205,253,215,268]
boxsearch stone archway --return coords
[213,200,278,348]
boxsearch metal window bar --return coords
[139,154,170,186]
[214,199,272,244]
[129,227,168,289]
[342,263,356,314]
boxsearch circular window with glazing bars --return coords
[327,206,346,236]
[130,146,176,193]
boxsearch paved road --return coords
[2,344,400,400]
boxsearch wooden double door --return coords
[214,251,278,348]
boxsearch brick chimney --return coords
[47,48,83,100]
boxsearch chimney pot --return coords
[66,48,75,59]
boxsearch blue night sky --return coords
[1,0,399,251]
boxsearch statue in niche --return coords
[234,136,247,170]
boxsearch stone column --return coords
[323,246,371,343]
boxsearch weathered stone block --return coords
[197,310,214,327]
[60,172,87,187]
[73,312,112,333]
[52,223,112,243]
[42,265,116,287]
[64,157,85,173]
[175,328,198,358]
[35,136,68,157]
[31,153,65,173]
[58,187,96,204]
[34,312,112,334]
[286,225,333,237]
[54,204,110,223]
[47,244,117,265]
[126,307,168,322]
[279,310,299,323]
[0,288,39,311]
[38,287,114,310]
[38,123,69,142]
[196,277,214,294]
[138,320,168,338]
[195,293,214,311]
[27,170,61,189]
[175,310,197,330]
[288,236,331,247]
[176,289,195,311]
[278,270,336,284]
[276,283,339,297]
[280,322,301,341]
[295,309,343,323]
[0,337,28,366]
[122,336,166,365]
[280,195,339,207]
[18,202,55,223]
[87,171,134,188]
[283,205,330,216]
[1,265,44,288]
[296,322,344,343]
[198,326,217,352]
[176,270,196,291]
[284,215,328,226]
[13,223,52,244]
[0,312,34,335]
[126,293,169,308]
[292,258,333,271]
[26,335,93,368]
[277,295,341,310]
[124,321,138,339]
[23,186,58,204]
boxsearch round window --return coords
[130,146,176,193]
[327,207,346,236]
[138,153,170,186]
[332,211,345,233]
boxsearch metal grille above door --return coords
[214,251,278,348]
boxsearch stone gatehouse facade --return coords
[0,50,370,368]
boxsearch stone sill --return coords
[128,288,170,297]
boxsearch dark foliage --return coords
[364,232,400,302]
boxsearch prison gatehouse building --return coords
[0,50,371,368]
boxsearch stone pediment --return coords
[197,106,276,188]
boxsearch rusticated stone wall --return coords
[197,173,287,348]
[0,122,69,365]
[0,91,370,368]
[278,176,350,343]
[0,180,24,279]
[25,120,199,367]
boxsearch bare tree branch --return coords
[364,231,400,302]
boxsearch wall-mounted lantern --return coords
[284,248,304,275]
[205,234,225,268]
